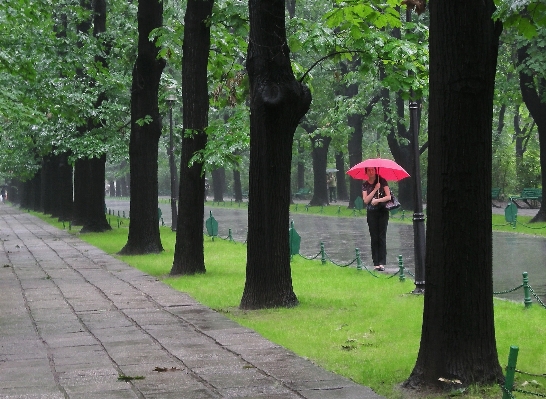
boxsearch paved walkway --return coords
[0,205,383,399]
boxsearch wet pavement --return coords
[0,204,384,399]
[106,198,546,303]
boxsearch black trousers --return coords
[329,187,336,202]
[366,208,389,266]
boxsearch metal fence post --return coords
[523,272,532,308]
[320,242,326,265]
[356,248,362,271]
[502,346,519,399]
[398,255,405,282]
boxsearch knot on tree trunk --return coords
[261,82,283,106]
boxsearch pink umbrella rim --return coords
[346,158,410,181]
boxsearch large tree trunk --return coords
[347,113,363,209]
[30,172,41,211]
[171,0,214,275]
[49,154,63,219]
[211,168,225,202]
[308,133,330,206]
[240,0,311,310]
[335,152,348,201]
[57,152,73,222]
[233,169,243,202]
[118,176,126,196]
[120,0,165,254]
[40,156,55,214]
[21,173,40,210]
[404,1,503,390]
[518,45,546,222]
[73,157,110,232]
[72,158,89,225]
[80,155,111,233]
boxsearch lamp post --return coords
[407,7,425,294]
[410,101,426,293]
[166,91,178,231]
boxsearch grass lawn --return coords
[33,206,546,399]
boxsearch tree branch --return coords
[298,50,363,83]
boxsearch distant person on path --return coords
[327,173,337,203]
[1,188,6,203]
[362,167,391,271]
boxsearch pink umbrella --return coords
[346,158,410,181]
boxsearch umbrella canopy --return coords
[326,168,338,173]
[346,158,410,181]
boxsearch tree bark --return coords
[233,169,243,202]
[335,152,348,201]
[40,156,54,214]
[73,157,110,232]
[404,0,503,389]
[120,0,165,254]
[21,172,41,211]
[72,159,87,225]
[308,132,330,206]
[57,152,73,222]
[240,0,311,309]
[347,113,363,209]
[517,45,546,222]
[171,0,214,275]
[80,155,111,233]
[49,154,63,219]
[211,168,225,202]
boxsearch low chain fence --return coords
[102,205,546,309]
[198,211,546,308]
[493,272,546,310]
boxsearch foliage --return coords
[324,0,429,100]
[2,0,544,205]
[517,148,542,188]
[491,27,543,195]
[0,0,136,180]
[191,104,250,170]
[494,0,546,39]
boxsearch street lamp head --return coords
[166,84,177,107]
[166,93,176,106]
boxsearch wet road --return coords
[106,198,546,303]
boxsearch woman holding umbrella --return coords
[347,158,410,271]
[362,167,391,271]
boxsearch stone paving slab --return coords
[0,205,384,399]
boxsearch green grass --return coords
[31,208,546,399]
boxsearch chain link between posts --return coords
[494,285,524,295]
[529,285,546,308]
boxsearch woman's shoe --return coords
[377,265,385,271]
